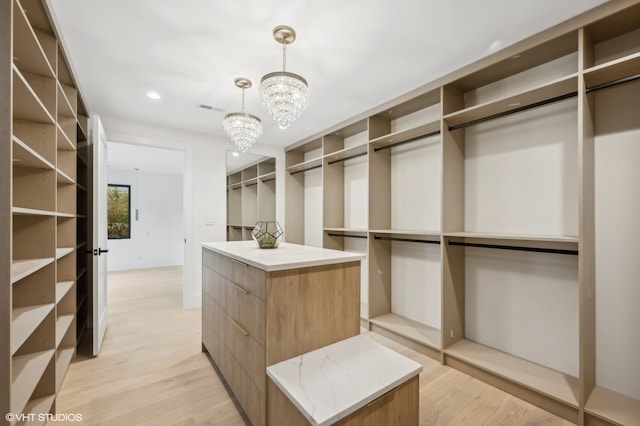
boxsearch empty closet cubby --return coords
[285,138,323,246]
[226,157,277,241]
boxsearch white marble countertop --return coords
[266,334,423,426]
[202,241,364,272]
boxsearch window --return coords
[108,184,131,239]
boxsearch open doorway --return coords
[106,142,185,281]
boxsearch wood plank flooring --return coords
[54,266,574,425]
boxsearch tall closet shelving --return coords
[283,1,640,424]
[226,157,276,241]
[2,0,87,421]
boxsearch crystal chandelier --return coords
[260,25,309,129]
[223,78,263,153]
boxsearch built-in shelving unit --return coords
[283,2,640,424]
[226,157,276,241]
[3,0,88,419]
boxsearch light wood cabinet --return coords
[283,1,640,424]
[202,244,361,426]
[226,157,276,241]
[2,0,88,421]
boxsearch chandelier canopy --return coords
[223,78,263,153]
[260,26,309,129]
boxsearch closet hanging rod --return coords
[289,164,322,175]
[447,240,578,255]
[232,186,242,191]
[261,177,276,183]
[245,182,258,187]
[374,236,440,244]
[586,73,640,94]
[327,233,367,239]
[448,91,578,131]
[373,131,441,152]
[327,151,367,165]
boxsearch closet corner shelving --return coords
[3,0,88,420]
[226,157,276,241]
[282,1,640,423]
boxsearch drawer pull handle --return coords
[232,319,250,336]
[232,283,250,295]
[231,258,248,267]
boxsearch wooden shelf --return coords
[22,394,56,423]
[286,157,322,175]
[445,339,579,407]
[369,121,441,150]
[56,247,74,260]
[585,385,640,426]
[370,313,441,350]
[12,136,55,170]
[56,123,76,151]
[12,66,54,124]
[324,228,368,233]
[324,143,368,164]
[57,82,77,120]
[11,258,54,284]
[443,232,578,244]
[371,229,441,238]
[55,347,75,392]
[12,0,55,78]
[260,171,276,182]
[443,74,578,128]
[584,52,640,88]
[56,169,75,184]
[55,281,74,304]
[57,212,75,218]
[55,315,74,348]
[11,349,55,414]
[11,304,55,355]
[12,207,57,216]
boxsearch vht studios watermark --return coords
[5,412,83,423]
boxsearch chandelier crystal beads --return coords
[260,26,309,129]
[223,78,263,153]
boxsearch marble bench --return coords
[266,333,422,426]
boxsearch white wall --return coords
[101,115,284,309]
[107,167,184,271]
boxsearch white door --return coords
[92,115,109,355]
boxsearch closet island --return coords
[201,241,364,426]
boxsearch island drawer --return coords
[203,249,266,300]
[221,309,267,394]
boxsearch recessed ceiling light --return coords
[147,91,160,100]
[232,152,240,157]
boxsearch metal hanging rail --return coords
[327,151,367,165]
[374,236,440,244]
[289,163,322,175]
[327,233,367,239]
[447,240,578,255]
[448,92,578,131]
[261,177,276,183]
[245,182,258,187]
[373,131,441,152]
[586,73,640,94]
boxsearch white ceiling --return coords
[47,0,607,153]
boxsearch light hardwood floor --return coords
[54,266,573,425]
